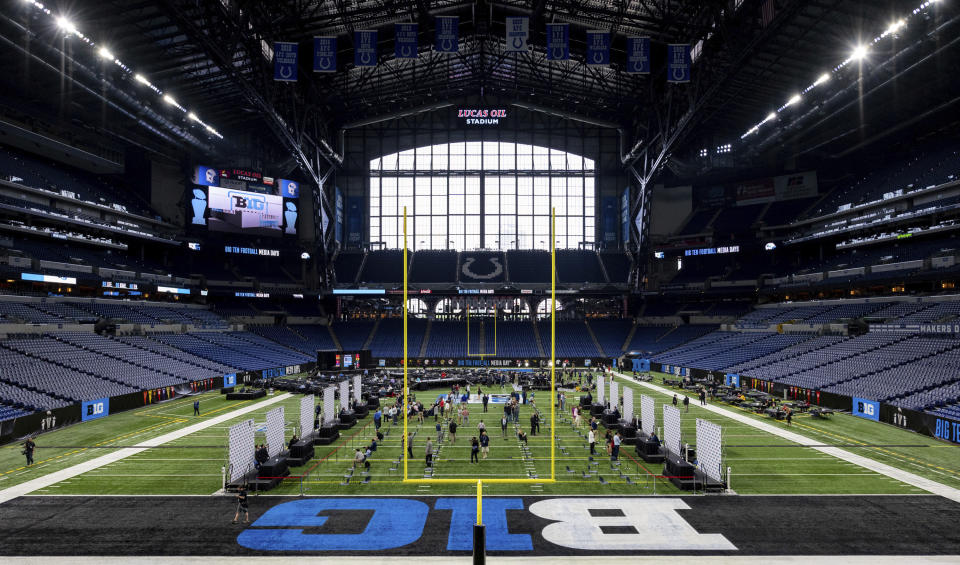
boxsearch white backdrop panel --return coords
[663,404,682,456]
[597,375,605,406]
[352,375,362,404]
[323,386,336,424]
[640,394,655,435]
[623,387,634,421]
[696,418,724,483]
[339,380,350,411]
[266,406,284,457]
[610,381,619,409]
[300,394,315,435]
[228,418,255,482]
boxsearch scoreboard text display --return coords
[207,186,283,236]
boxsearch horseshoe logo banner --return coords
[355,30,378,67]
[435,16,458,53]
[313,37,336,72]
[546,23,569,61]
[667,44,691,83]
[395,23,418,59]
[505,16,529,52]
[586,30,609,66]
[273,41,298,82]
[461,256,504,281]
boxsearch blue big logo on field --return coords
[853,397,879,421]
[237,497,736,552]
[82,397,109,421]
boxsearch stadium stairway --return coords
[363,318,381,350]
[621,320,639,352]
[419,320,432,357]
[584,321,605,357]
[532,320,545,357]
[328,325,344,351]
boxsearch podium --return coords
[315,424,340,445]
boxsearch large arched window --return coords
[369,142,595,250]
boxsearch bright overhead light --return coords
[56,16,76,35]
[814,72,831,86]
[852,44,868,60]
[97,46,113,60]
[766,112,777,122]
[134,73,149,84]
[887,19,906,34]
[187,112,199,122]
[786,94,802,106]
[163,94,177,105]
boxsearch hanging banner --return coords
[435,16,459,53]
[355,30,378,67]
[505,16,529,52]
[586,30,610,66]
[312,37,336,72]
[395,23,419,59]
[667,44,691,83]
[546,23,569,61]
[273,42,298,82]
[626,36,651,74]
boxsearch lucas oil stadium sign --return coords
[457,108,507,125]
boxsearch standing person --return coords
[373,408,382,431]
[500,414,508,439]
[449,419,458,444]
[23,437,35,466]
[588,429,596,455]
[232,486,249,524]
[470,437,480,463]
[477,420,486,434]
[435,420,443,442]
[479,430,490,460]
[573,406,581,428]
[612,431,622,461]
[407,433,414,459]
[530,411,539,436]
[785,407,793,426]
[683,395,690,413]
[699,388,707,406]
[482,393,489,413]
[425,437,434,468]
[672,394,678,407]
[462,406,470,426]
[194,399,200,416]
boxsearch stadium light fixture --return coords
[814,73,831,86]
[886,19,906,35]
[97,46,113,60]
[764,112,777,123]
[785,94,802,107]
[134,73,149,84]
[163,94,177,105]
[851,45,868,61]
[56,16,76,35]
[187,112,199,122]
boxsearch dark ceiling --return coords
[0,0,957,183]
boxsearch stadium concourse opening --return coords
[2,0,960,561]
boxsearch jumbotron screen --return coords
[207,186,284,236]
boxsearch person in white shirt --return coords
[588,429,596,455]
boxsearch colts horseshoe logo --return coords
[279,66,293,79]
[512,37,524,49]
[462,257,503,280]
[401,45,413,58]
[316,57,331,70]
[441,38,454,52]
[551,46,565,59]
[592,51,605,64]
[672,67,687,81]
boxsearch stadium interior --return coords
[1,0,960,561]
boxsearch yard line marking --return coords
[0,393,291,506]
[612,371,960,503]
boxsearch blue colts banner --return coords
[355,30,378,67]
[667,44,691,82]
[312,37,336,72]
[853,397,879,421]
[586,30,610,66]
[82,397,109,421]
[273,42,298,82]
[505,17,529,52]
[435,16,458,53]
[546,23,569,61]
[626,37,651,74]
[395,23,418,59]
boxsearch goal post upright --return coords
[551,206,556,481]
[403,206,408,481]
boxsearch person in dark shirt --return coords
[232,486,249,524]
[23,438,35,466]
[449,420,458,444]
[517,429,528,444]
[479,431,490,460]
[470,437,480,463]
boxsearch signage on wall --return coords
[457,108,507,125]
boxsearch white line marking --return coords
[612,371,960,503]
[0,393,291,505]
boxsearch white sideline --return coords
[0,393,292,505]
[610,371,960,504]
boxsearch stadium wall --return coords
[648,361,960,446]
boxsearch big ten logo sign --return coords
[82,398,109,421]
[934,418,960,443]
[237,497,736,552]
[853,397,878,421]
[229,192,267,211]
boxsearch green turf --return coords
[2,370,957,497]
